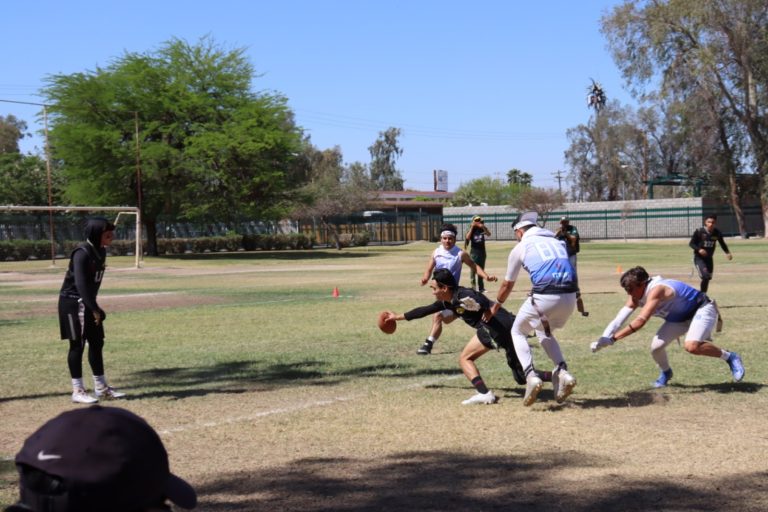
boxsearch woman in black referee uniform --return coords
[58,217,125,404]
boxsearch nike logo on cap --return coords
[37,450,62,461]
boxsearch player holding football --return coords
[384,269,549,405]
[415,224,496,355]
[591,266,744,387]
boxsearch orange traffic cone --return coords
[332,287,340,298]
[616,265,622,274]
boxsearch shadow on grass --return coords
[156,250,382,262]
[119,360,459,401]
[670,381,763,394]
[0,360,458,403]
[191,450,768,511]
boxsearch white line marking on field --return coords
[157,374,463,436]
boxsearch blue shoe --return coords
[653,368,673,388]
[727,352,745,382]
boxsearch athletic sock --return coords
[72,378,85,392]
[720,350,731,361]
[471,376,489,394]
[427,336,436,343]
[93,375,107,389]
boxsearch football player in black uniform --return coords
[383,268,550,405]
[689,215,733,293]
[58,217,125,404]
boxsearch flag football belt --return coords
[528,293,552,338]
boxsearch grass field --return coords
[1,238,767,511]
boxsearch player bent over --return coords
[384,269,550,405]
[591,266,744,387]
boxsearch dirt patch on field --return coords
[0,292,224,321]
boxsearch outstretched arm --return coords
[421,254,436,285]
[460,251,496,282]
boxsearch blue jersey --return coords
[505,227,578,294]
[642,277,705,322]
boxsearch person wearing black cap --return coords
[383,268,527,405]
[5,405,197,512]
[58,217,124,404]
[464,215,491,293]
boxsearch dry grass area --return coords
[1,240,767,511]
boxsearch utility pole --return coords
[552,170,565,196]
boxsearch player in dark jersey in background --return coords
[58,217,125,404]
[688,214,733,293]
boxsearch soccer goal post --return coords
[0,205,142,268]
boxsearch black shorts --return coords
[476,309,514,349]
[58,296,104,342]
[694,256,714,280]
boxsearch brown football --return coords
[378,311,397,334]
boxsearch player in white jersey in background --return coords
[490,212,579,406]
[416,224,496,355]
[591,266,744,387]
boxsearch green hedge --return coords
[0,233,319,261]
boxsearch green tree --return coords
[295,144,374,249]
[602,0,768,236]
[0,115,28,154]
[0,153,63,205]
[42,36,305,254]
[369,127,404,190]
[506,168,533,187]
[452,176,525,206]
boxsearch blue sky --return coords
[2,0,633,192]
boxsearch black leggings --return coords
[67,338,104,379]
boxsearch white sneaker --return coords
[523,374,543,406]
[555,369,577,403]
[95,386,126,399]
[72,388,98,404]
[461,391,498,405]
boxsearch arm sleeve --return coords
[504,243,525,282]
[403,302,445,321]
[717,230,730,254]
[72,250,100,312]
[688,230,700,251]
[601,306,634,338]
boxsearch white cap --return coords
[513,211,538,231]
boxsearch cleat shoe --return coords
[555,369,576,403]
[461,391,498,405]
[653,368,673,388]
[72,388,98,404]
[95,386,126,399]
[727,352,745,382]
[417,340,433,355]
[523,374,543,406]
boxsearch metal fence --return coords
[445,203,763,242]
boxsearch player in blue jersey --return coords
[490,212,578,406]
[591,266,744,387]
